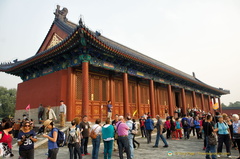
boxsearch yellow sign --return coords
[213,103,219,110]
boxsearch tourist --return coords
[132,119,140,149]
[116,116,131,159]
[170,116,177,140]
[46,106,57,121]
[111,114,119,151]
[38,104,44,124]
[225,116,236,149]
[90,119,102,159]
[126,116,134,159]
[139,116,146,138]
[165,117,171,139]
[175,118,182,139]
[102,118,114,159]
[181,114,190,139]
[79,115,91,156]
[214,115,231,158]
[13,118,21,138]
[201,116,207,150]
[0,121,14,157]
[17,121,38,159]
[43,119,59,159]
[203,115,217,159]
[232,114,240,159]
[194,116,201,139]
[189,115,195,137]
[153,115,168,148]
[145,116,154,143]
[107,100,113,120]
[67,120,82,159]
[59,100,67,127]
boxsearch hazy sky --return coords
[0,0,239,105]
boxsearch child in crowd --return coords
[175,118,182,139]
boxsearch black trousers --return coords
[140,126,146,137]
[19,149,34,159]
[48,148,59,159]
[235,139,240,154]
[68,143,82,159]
[195,128,201,139]
[81,137,89,154]
[189,126,195,136]
[133,134,140,148]
[166,129,171,139]
[146,130,152,143]
[217,134,231,156]
[117,136,131,159]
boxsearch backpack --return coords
[67,127,78,144]
[52,128,66,147]
[182,118,189,127]
[131,123,138,135]
[90,126,99,139]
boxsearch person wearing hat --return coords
[43,119,59,159]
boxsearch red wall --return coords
[16,69,68,110]
[222,109,240,116]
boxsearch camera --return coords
[25,134,32,138]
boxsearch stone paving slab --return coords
[11,134,240,159]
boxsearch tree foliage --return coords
[222,101,240,107]
[0,86,16,117]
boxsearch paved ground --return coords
[11,133,240,159]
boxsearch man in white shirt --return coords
[59,100,67,127]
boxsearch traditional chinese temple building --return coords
[0,6,230,121]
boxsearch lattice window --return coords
[94,79,100,101]
[102,78,107,101]
[115,81,119,102]
[76,72,82,100]
[132,85,136,103]
[119,81,123,102]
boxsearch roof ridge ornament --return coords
[54,5,68,22]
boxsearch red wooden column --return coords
[200,94,204,112]
[149,80,156,118]
[167,84,174,116]
[208,95,212,114]
[82,62,89,117]
[67,67,75,121]
[137,81,141,118]
[192,91,197,108]
[109,74,115,114]
[212,97,216,114]
[181,88,187,115]
[218,97,222,113]
[123,73,130,117]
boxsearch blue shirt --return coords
[107,104,112,112]
[176,121,181,129]
[48,128,58,149]
[145,119,154,130]
[17,130,37,151]
[194,120,201,129]
[181,117,190,128]
[214,122,229,135]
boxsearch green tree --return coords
[0,86,16,117]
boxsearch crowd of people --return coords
[0,103,240,159]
